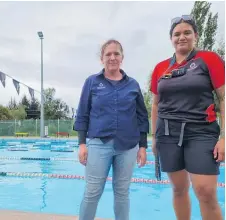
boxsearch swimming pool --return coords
[0,138,225,220]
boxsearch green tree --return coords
[191,1,218,51]
[9,105,27,120]
[8,97,18,110]
[44,88,70,119]
[26,98,40,119]
[20,95,30,110]
[142,90,152,118]
[0,105,13,120]
[215,39,225,60]
[17,95,41,119]
[142,73,152,118]
[30,98,40,111]
[191,1,224,113]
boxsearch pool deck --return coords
[0,210,111,220]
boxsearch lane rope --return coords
[0,171,224,187]
[0,156,224,167]
[6,148,75,152]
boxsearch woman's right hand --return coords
[152,137,157,156]
[78,144,88,166]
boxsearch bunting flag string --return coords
[0,71,6,87]
[0,70,41,100]
[12,79,20,95]
[0,70,75,114]
[28,87,35,100]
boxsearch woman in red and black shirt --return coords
[150,15,225,220]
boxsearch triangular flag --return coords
[12,79,20,95]
[0,71,6,87]
[28,87,35,100]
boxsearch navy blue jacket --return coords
[74,69,149,150]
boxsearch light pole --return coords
[37,31,44,138]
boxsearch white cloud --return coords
[0,1,224,111]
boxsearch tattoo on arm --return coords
[216,86,225,103]
[219,93,225,102]
[220,129,225,139]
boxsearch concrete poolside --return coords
[0,210,111,220]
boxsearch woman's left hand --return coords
[137,147,147,168]
[213,138,225,162]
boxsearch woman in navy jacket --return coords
[74,39,149,220]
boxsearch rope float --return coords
[6,149,78,152]
[0,156,75,161]
[0,171,224,187]
[0,156,224,167]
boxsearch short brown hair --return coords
[100,39,124,59]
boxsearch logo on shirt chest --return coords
[187,62,197,71]
[97,83,106,89]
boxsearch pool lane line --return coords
[0,171,224,187]
[2,172,226,187]
[0,157,75,161]
[6,148,75,152]
[0,156,224,167]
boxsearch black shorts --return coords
[156,118,220,175]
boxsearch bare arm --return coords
[215,85,225,139]
[151,94,158,136]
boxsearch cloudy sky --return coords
[0,1,225,112]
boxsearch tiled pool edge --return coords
[0,210,111,220]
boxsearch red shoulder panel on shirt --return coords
[195,50,225,89]
[150,58,171,94]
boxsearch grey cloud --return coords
[0,36,26,47]
[128,30,149,47]
[0,58,40,80]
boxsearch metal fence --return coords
[0,118,220,137]
[0,119,77,137]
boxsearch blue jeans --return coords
[79,138,138,220]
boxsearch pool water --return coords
[0,139,225,220]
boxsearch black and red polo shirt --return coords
[150,50,225,123]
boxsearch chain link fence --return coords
[0,119,77,137]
